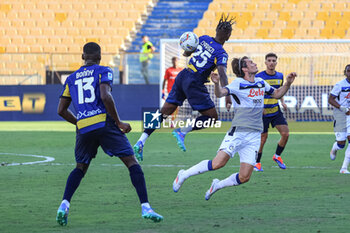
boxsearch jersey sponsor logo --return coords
[247,88,264,97]
[345,93,350,99]
[77,108,102,120]
[222,57,227,64]
[108,72,113,80]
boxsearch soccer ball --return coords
[179,32,199,52]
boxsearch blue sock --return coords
[192,115,212,131]
[144,115,164,136]
[129,164,148,204]
[208,160,213,171]
[63,168,85,202]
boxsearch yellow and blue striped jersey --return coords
[256,71,283,117]
[60,64,113,134]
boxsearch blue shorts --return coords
[166,69,215,111]
[75,116,134,164]
[263,111,288,133]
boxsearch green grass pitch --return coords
[0,121,349,233]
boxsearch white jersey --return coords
[330,78,350,132]
[225,77,275,132]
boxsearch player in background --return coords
[133,14,234,161]
[56,42,163,226]
[172,57,296,200]
[328,64,350,174]
[255,53,289,171]
[162,57,182,124]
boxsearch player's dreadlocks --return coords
[216,13,236,31]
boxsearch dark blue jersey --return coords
[187,35,228,83]
[256,71,284,117]
[60,64,113,134]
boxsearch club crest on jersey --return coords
[248,88,264,97]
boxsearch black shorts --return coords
[75,116,134,164]
[263,111,288,133]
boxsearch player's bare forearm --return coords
[102,92,121,125]
[217,66,228,87]
[183,50,193,57]
[328,95,341,109]
[214,83,228,98]
[272,83,291,99]
[57,98,77,125]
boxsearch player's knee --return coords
[281,131,289,139]
[76,163,89,175]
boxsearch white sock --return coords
[341,146,350,170]
[139,133,149,145]
[274,154,280,158]
[180,125,192,135]
[216,172,241,190]
[332,142,343,151]
[182,160,210,179]
[141,202,151,208]
[61,199,70,208]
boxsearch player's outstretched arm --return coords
[217,65,232,111]
[271,72,297,99]
[100,83,131,133]
[57,98,77,125]
[211,72,228,98]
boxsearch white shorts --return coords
[334,115,350,141]
[218,128,261,166]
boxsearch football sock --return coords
[63,168,85,202]
[141,202,151,209]
[129,164,148,204]
[192,115,212,130]
[275,144,285,156]
[144,115,164,136]
[332,142,345,151]
[60,199,70,208]
[256,152,262,163]
[139,133,149,145]
[180,125,192,135]
[341,146,350,170]
[216,173,241,189]
[182,160,212,179]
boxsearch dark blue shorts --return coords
[75,116,134,164]
[263,111,288,133]
[166,69,215,111]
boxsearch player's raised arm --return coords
[217,65,232,111]
[271,72,297,99]
[100,83,131,133]
[211,72,228,97]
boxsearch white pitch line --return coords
[37,162,334,170]
[0,152,55,166]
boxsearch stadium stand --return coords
[0,0,154,84]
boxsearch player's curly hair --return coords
[344,64,350,75]
[216,13,236,32]
[232,56,248,78]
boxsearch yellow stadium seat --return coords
[35,20,48,29]
[256,29,269,39]
[274,20,286,29]
[268,28,281,39]
[241,12,253,22]
[30,45,43,53]
[261,20,273,28]
[325,19,338,28]
[330,12,342,21]
[300,20,312,28]
[294,28,307,38]
[291,11,303,21]
[338,21,350,30]
[321,2,333,10]
[0,46,6,53]
[221,2,233,10]
[0,4,11,13]
[236,20,249,30]
[304,11,316,20]
[283,2,296,10]
[333,28,345,38]
[246,3,257,11]
[265,12,278,21]
[241,28,256,38]
[282,29,294,39]
[295,1,308,10]
[334,2,347,11]
[270,3,282,11]
[320,28,332,38]
[316,12,329,21]
[232,3,245,11]
[312,20,325,28]
[55,12,68,23]
[343,12,350,20]
[249,19,261,28]
[279,12,290,21]
[286,20,299,28]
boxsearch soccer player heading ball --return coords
[56,42,163,226]
[329,64,350,174]
[173,57,297,200]
[134,14,235,161]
